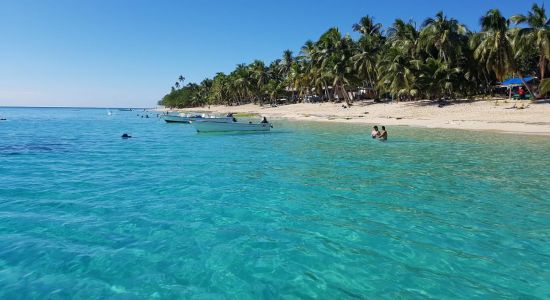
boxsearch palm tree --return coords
[378,48,417,100]
[280,50,294,77]
[232,63,253,104]
[352,15,383,37]
[299,40,322,98]
[472,9,515,81]
[196,79,212,106]
[175,82,180,89]
[413,57,463,100]
[210,72,230,105]
[314,28,335,102]
[250,60,269,103]
[511,3,550,81]
[279,50,296,101]
[287,61,306,100]
[420,12,469,64]
[353,16,384,98]
[379,19,421,100]
[386,19,419,59]
[314,28,344,102]
[178,75,185,84]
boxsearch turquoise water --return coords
[0,107,549,299]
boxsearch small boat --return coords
[161,112,194,123]
[191,116,234,123]
[118,108,132,111]
[163,113,234,124]
[162,114,192,123]
[192,121,272,132]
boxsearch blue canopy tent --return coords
[500,77,535,86]
[499,77,536,99]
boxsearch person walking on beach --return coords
[371,126,380,139]
[378,126,388,140]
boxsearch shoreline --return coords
[171,100,550,136]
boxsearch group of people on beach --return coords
[371,126,388,140]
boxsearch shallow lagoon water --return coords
[0,107,549,299]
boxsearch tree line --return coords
[160,4,550,108]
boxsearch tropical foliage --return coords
[160,4,549,107]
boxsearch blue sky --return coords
[0,0,544,107]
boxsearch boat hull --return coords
[192,122,271,132]
[191,117,234,123]
[163,115,190,123]
[163,114,234,124]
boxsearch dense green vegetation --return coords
[160,4,550,108]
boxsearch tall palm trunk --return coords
[341,84,351,106]
[323,80,330,101]
[539,56,546,81]
[518,74,536,99]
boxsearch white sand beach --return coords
[175,100,550,136]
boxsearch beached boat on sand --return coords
[192,121,272,132]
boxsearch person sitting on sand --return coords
[371,126,380,139]
[378,126,388,140]
[261,117,269,124]
[518,87,525,100]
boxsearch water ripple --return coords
[0,108,549,299]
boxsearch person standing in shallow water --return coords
[371,126,379,139]
[378,126,388,140]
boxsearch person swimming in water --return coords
[371,126,380,139]
[121,133,132,139]
[378,126,388,140]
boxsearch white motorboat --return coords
[162,112,203,123]
[191,116,234,123]
[192,121,272,132]
[163,113,235,124]
[162,114,191,123]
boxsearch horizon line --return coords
[0,105,155,109]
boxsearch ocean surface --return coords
[0,107,549,299]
